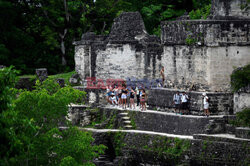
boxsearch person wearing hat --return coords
[202,92,210,117]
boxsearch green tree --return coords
[0,67,105,165]
[23,0,95,67]
[0,0,209,74]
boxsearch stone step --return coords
[104,162,114,166]
[93,160,111,166]
[123,120,131,124]
[122,117,130,120]
[235,127,250,139]
[193,134,250,144]
[119,112,128,116]
[97,155,110,161]
[124,125,133,129]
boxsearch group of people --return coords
[104,67,210,116]
[172,91,189,115]
[105,85,147,111]
[173,91,210,116]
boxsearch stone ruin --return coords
[71,1,250,165]
[74,0,250,114]
[74,11,162,82]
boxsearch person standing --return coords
[121,86,128,109]
[105,86,112,104]
[110,93,118,105]
[202,93,210,117]
[127,86,131,108]
[118,88,122,107]
[140,89,147,111]
[160,67,165,87]
[130,88,136,109]
[181,92,189,115]
[173,91,181,114]
[135,86,140,107]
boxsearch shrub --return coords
[0,68,105,165]
[234,108,250,128]
[231,64,250,92]
[189,4,211,20]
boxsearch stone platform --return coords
[148,88,233,115]
[69,105,230,135]
[67,105,249,165]
[79,128,250,166]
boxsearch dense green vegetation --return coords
[189,4,211,19]
[231,64,250,92]
[0,0,211,75]
[230,108,250,128]
[0,67,106,165]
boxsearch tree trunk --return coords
[60,29,68,66]
[60,39,67,66]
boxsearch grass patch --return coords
[18,75,36,79]
[48,71,77,85]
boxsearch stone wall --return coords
[211,0,250,19]
[234,85,250,113]
[75,10,250,92]
[88,130,250,166]
[74,0,250,114]
[161,19,250,92]
[128,110,225,135]
[161,20,250,46]
[69,106,228,135]
[148,88,234,114]
[74,12,163,82]
[73,86,106,106]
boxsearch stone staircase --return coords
[119,112,133,129]
[93,154,114,166]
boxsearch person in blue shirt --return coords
[173,91,181,114]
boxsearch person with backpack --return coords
[202,93,210,117]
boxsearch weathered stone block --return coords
[234,91,250,113]
[56,78,65,87]
[211,0,250,20]
[15,77,36,90]
[74,1,250,93]
[235,127,250,139]
[0,65,6,69]
[35,68,48,82]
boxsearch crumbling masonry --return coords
[74,0,250,114]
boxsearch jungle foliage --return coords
[0,0,211,74]
[0,67,106,165]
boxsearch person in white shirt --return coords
[181,92,189,115]
[202,92,210,117]
[110,93,118,105]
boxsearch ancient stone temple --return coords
[162,0,250,92]
[74,11,162,82]
[71,1,250,165]
[74,0,250,114]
